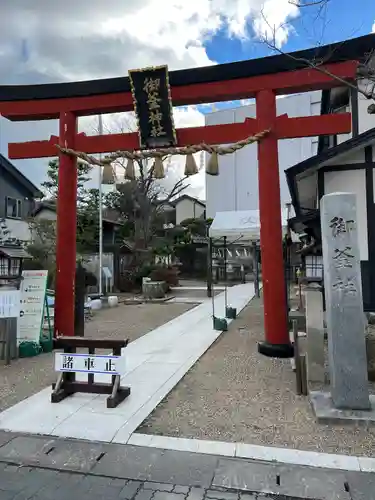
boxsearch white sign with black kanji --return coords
[54,352,126,376]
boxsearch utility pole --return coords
[98,114,103,296]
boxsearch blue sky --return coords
[197,0,375,114]
[206,0,374,63]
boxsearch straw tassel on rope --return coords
[101,164,115,184]
[184,153,199,176]
[153,157,165,179]
[124,158,136,180]
[206,151,219,176]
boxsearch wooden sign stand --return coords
[51,337,131,408]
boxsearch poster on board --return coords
[17,270,48,344]
[0,289,20,319]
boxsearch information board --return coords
[17,270,48,344]
[103,266,112,279]
[0,290,20,319]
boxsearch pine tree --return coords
[41,158,92,202]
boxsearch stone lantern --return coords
[0,244,31,286]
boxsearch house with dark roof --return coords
[153,194,206,228]
[32,201,125,247]
[0,153,43,242]
[173,194,206,225]
[284,42,375,309]
[286,128,375,310]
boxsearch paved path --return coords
[0,464,250,500]
[0,284,254,444]
[0,431,373,499]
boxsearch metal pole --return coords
[223,237,228,309]
[211,242,216,318]
[252,241,261,298]
[285,202,292,311]
[293,319,302,395]
[207,237,212,298]
[98,114,103,296]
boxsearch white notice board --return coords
[17,270,48,344]
[103,266,112,279]
[0,290,20,319]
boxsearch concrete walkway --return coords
[0,283,255,444]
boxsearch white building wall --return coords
[175,199,205,225]
[205,109,237,217]
[358,92,375,135]
[4,218,31,242]
[205,91,321,218]
[335,94,373,146]
[358,61,375,135]
[337,74,374,145]
[336,105,352,146]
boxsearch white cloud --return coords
[0,0,300,84]
[0,0,301,194]
[372,20,375,33]
[252,0,299,47]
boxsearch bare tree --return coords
[288,0,330,6]
[258,2,375,106]
[110,158,188,248]
[93,114,195,249]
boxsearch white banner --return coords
[54,352,126,376]
[17,270,48,344]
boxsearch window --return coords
[6,197,22,219]
[311,138,319,156]
[0,257,8,276]
[10,258,20,276]
[305,255,324,279]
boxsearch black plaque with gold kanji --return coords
[129,65,177,149]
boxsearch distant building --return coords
[156,195,206,228]
[32,202,123,247]
[173,194,206,225]
[287,53,375,310]
[0,154,42,242]
[204,91,322,218]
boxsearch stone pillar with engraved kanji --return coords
[321,192,370,410]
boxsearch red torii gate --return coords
[0,35,370,358]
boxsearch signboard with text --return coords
[54,352,126,376]
[129,65,177,149]
[17,270,48,344]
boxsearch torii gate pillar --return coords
[55,111,78,337]
[256,90,292,358]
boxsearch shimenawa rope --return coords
[56,129,270,167]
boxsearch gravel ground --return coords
[137,296,375,457]
[0,302,193,412]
